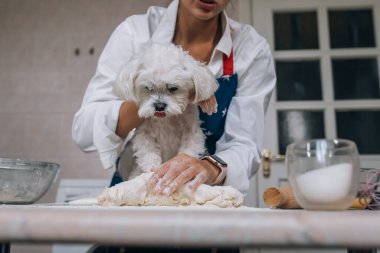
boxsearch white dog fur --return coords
[113,42,218,179]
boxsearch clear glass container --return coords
[286,139,360,210]
[0,158,60,204]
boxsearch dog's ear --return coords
[113,57,141,102]
[183,57,219,103]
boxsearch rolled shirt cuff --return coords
[93,100,124,170]
[214,146,261,195]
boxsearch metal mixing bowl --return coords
[0,158,60,204]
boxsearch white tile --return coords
[0,78,31,114]
[0,74,12,108]
[66,32,100,75]
[63,74,91,114]
[58,113,86,157]
[31,32,70,75]
[58,155,112,179]
[27,73,66,113]
[24,113,61,157]
[2,32,35,72]
[0,0,180,193]
[13,74,66,114]
[0,113,27,156]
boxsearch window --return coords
[274,11,319,50]
[268,1,380,155]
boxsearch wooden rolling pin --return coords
[263,187,300,209]
[263,186,369,209]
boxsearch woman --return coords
[73,1,275,250]
[73,0,276,196]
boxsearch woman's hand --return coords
[149,153,220,195]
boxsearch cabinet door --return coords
[249,0,380,208]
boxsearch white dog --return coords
[114,43,218,179]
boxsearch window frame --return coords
[250,0,380,165]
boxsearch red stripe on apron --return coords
[222,50,234,76]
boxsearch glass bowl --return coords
[286,139,360,210]
[0,158,60,204]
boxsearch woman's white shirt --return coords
[72,0,276,194]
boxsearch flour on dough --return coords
[97,172,244,208]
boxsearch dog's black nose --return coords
[154,102,167,112]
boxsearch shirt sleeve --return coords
[72,19,136,170]
[214,43,276,194]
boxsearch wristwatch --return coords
[200,154,227,185]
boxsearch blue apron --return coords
[110,51,238,187]
[200,51,237,155]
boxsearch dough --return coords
[97,172,244,208]
[68,198,99,206]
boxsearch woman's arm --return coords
[215,41,276,194]
[116,101,143,139]
[72,19,141,169]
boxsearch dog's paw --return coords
[198,95,218,115]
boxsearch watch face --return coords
[211,155,227,166]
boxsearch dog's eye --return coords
[167,86,178,93]
[145,86,153,91]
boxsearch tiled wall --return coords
[0,0,239,206]
[1,1,240,252]
[0,0,172,204]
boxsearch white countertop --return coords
[0,204,379,248]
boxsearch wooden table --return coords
[0,205,379,250]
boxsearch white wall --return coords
[0,0,171,203]
[0,1,241,252]
[0,0,241,205]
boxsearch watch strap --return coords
[200,155,227,185]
